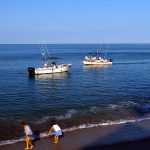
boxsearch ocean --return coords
[0,44,150,145]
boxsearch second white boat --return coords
[83,56,113,65]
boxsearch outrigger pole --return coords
[104,44,109,60]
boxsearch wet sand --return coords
[1,119,150,150]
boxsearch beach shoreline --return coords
[1,119,150,150]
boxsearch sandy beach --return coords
[1,137,150,150]
[1,119,150,150]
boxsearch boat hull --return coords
[28,64,72,75]
[83,60,112,65]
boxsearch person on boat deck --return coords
[44,63,48,68]
[47,120,63,144]
[20,121,34,150]
[51,62,57,68]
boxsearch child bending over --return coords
[47,120,63,143]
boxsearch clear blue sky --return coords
[0,0,150,44]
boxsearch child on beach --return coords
[20,121,34,150]
[47,120,63,144]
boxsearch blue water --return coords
[0,44,150,141]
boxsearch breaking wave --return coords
[1,117,150,147]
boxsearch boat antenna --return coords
[104,44,109,59]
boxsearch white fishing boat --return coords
[33,72,69,79]
[83,44,113,65]
[83,64,112,69]
[28,44,72,76]
[83,56,113,65]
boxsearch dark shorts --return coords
[55,130,62,137]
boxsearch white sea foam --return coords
[30,101,146,125]
[57,109,77,120]
[1,117,150,147]
[120,101,139,107]
[107,104,118,109]
[32,116,51,124]
[62,117,150,133]
[32,109,77,124]
[107,101,139,110]
[0,133,48,147]
[89,106,100,113]
[0,137,25,147]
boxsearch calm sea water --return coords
[0,44,150,143]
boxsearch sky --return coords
[0,0,150,44]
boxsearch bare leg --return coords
[54,135,59,143]
[29,141,33,149]
[25,136,30,149]
[26,136,33,149]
